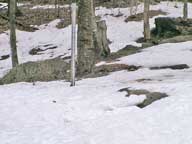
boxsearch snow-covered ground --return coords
[1,67,192,144]
[0,20,73,77]
[108,41,192,67]
[1,1,192,144]
[0,2,7,9]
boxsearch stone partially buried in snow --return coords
[119,88,169,108]
[0,58,70,85]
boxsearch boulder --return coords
[0,58,70,85]
[153,17,192,38]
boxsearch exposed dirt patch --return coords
[106,45,142,61]
[83,64,141,78]
[150,64,189,70]
[109,12,124,18]
[119,88,169,108]
[95,63,140,73]
[135,78,153,82]
[29,44,58,55]
[0,54,9,60]
[0,4,71,33]
[125,10,167,22]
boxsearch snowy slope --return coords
[110,41,192,67]
[1,1,192,144]
[0,20,73,77]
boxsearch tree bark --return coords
[183,0,188,20]
[9,0,19,67]
[77,0,96,75]
[8,0,19,16]
[95,20,110,58]
[144,0,151,41]
[92,2,110,59]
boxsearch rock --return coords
[153,17,192,38]
[0,58,70,85]
[138,92,168,108]
[119,88,169,108]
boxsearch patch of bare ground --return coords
[0,55,9,61]
[82,64,141,79]
[95,63,140,74]
[119,88,169,108]
[103,45,143,63]
[29,44,58,55]
[0,4,71,33]
[125,10,167,22]
[150,64,190,70]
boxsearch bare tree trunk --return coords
[54,0,58,17]
[54,0,60,18]
[8,0,19,16]
[144,0,151,41]
[183,0,188,20]
[77,0,96,75]
[9,0,19,67]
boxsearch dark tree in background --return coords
[9,0,19,67]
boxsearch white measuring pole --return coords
[70,3,77,86]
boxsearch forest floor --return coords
[0,1,192,144]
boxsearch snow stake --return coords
[70,3,77,86]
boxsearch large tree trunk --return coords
[8,0,18,16]
[143,0,151,41]
[9,0,19,67]
[183,0,188,20]
[77,0,96,75]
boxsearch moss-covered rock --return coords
[153,17,181,38]
[153,17,192,38]
[0,58,70,85]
